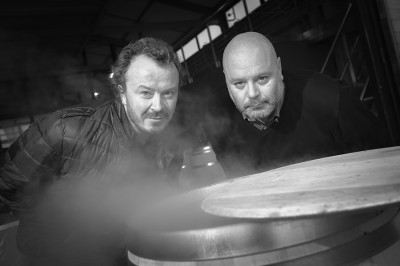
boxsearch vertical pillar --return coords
[243,0,253,31]
[206,25,221,68]
[181,49,193,84]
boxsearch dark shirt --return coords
[220,70,389,178]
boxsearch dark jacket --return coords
[0,98,180,265]
[220,70,390,178]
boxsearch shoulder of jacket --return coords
[58,106,95,118]
[57,98,115,119]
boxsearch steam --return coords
[28,150,182,263]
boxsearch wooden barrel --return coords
[127,206,400,266]
[127,147,400,265]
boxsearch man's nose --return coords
[151,94,163,111]
[247,82,260,99]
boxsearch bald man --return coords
[223,32,284,131]
[220,32,389,176]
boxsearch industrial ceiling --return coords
[0,0,235,121]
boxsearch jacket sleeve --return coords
[337,85,391,152]
[0,112,63,216]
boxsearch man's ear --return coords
[277,57,283,80]
[119,85,126,105]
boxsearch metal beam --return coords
[102,20,201,32]
[0,6,100,16]
[155,0,211,15]
[5,19,199,32]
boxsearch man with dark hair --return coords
[110,37,183,99]
[221,32,389,177]
[0,37,183,266]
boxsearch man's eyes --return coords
[163,90,176,98]
[234,81,245,87]
[233,76,269,87]
[139,90,176,98]
[139,91,153,98]
[258,76,269,82]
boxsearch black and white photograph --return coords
[1,0,400,265]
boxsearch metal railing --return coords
[320,0,400,144]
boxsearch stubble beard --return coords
[239,81,285,123]
[125,102,170,136]
[242,104,276,122]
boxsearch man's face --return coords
[121,55,179,135]
[224,46,284,122]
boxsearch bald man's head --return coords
[222,32,285,128]
[222,32,278,71]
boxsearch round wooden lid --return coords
[201,146,400,219]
